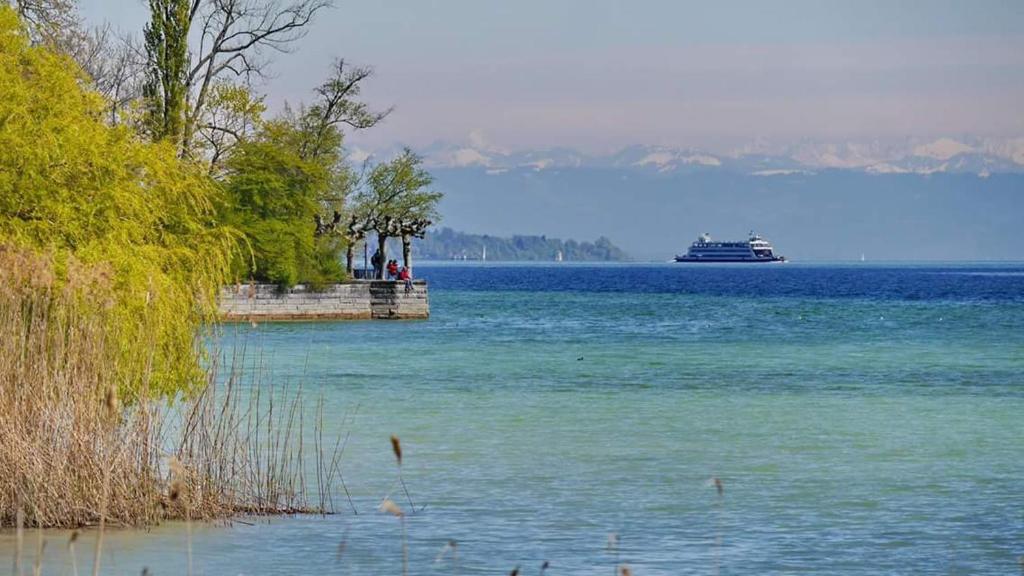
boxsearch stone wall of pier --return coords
[219,281,429,321]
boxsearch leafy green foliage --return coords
[221,133,344,288]
[0,6,235,396]
[143,0,190,144]
[197,83,267,173]
[215,62,394,288]
[357,148,442,224]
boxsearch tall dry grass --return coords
[0,247,342,529]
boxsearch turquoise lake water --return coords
[5,263,1024,574]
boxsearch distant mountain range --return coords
[415,228,629,262]
[425,167,1023,262]
[354,136,1024,262]
[356,136,1024,177]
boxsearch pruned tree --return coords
[311,210,369,276]
[354,149,441,278]
[396,217,432,272]
[314,210,342,236]
[342,213,368,275]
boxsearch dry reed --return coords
[386,434,417,513]
[379,498,408,576]
[391,435,403,465]
[0,248,346,532]
[3,248,662,574]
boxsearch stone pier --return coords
[219,281,429,321]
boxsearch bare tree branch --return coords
[182,0,331,153]
[8,0,78,46]
[296,59,392,159]
[84,29,147,125]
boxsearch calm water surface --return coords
[7,263,1024,575]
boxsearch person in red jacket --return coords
[398,266,414,292]
[386,259,399,279]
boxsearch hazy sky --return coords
[80,0,1024,153]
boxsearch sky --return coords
[79,0,1024,154]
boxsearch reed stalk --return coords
[380,499,407,576]
[90,465,108,576]
[387,435,417,513]
[68,531,79,576]
[713,477,724,576]
[607,533,619,576]
[31,525,43,576]
[14,504,23,576]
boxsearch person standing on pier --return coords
[371,249,383,279]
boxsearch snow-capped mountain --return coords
[606,145,721,171]
[356,137,1024,176]
[355,141,592,171]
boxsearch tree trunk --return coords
[377,234,388,279]
[402,234,412,273]
[345,242,355,276]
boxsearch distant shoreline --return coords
[407,227,630,262]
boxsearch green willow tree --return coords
[0,6,235,396]
[142,0,190,142]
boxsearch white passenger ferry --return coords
[674,232,786,263]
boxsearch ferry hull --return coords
[674,256,786,263]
